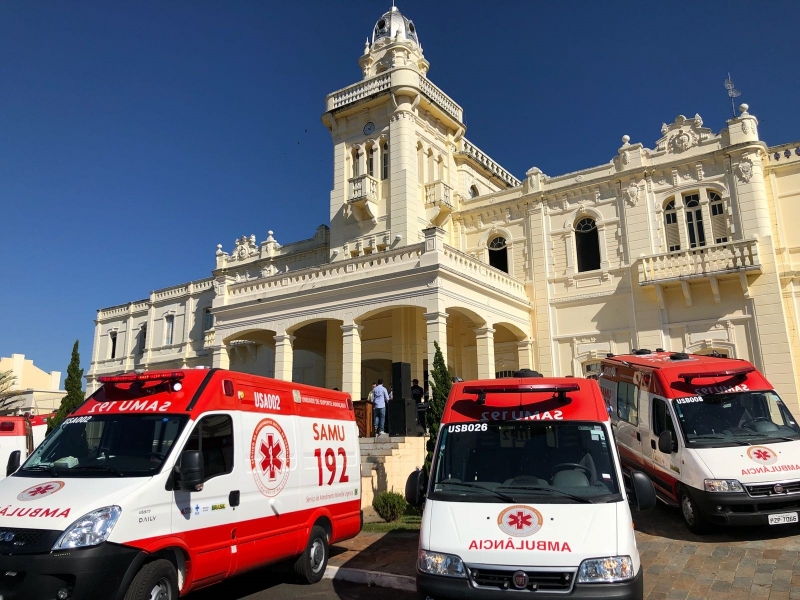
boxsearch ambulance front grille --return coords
[0,528,59,555]
[745,480,800,498]
[468,566,576,593]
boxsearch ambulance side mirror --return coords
[405,469,427,508]
[628,470,657,511]
[658,431,676,454]
[174,450,204,491]
[5,450,20,476]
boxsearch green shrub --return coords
[372,491,408,522]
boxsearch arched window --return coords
[109,331,118,360]
[488,236,509,273]
[664,199,681,252]
[382,142,389,180]
[469,185,479,199]
[708,191,729,244]
[351,148,359,178]
[367,146,374,177]
[138,324,147,355]
[683,193,706,248]
[164,314,174,346]
[575,218,601,272]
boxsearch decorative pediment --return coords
[233,235,259,261]
[654,114,712,154]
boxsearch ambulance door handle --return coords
[650,439,656,450]
[229,490,240,507]
[636,432,641,442]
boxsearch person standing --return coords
[411,379,424,403]
[372,379,389,436]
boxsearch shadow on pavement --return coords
[330,530,418,576]
[633,502,800,543]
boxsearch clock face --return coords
[363,122,375,136]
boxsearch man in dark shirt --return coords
[411,379,424,403]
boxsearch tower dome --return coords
[372,6,419,46]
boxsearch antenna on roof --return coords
[724,73,741,117]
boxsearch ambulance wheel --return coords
[124,559,178,600]
[295,525,329,584]
[679,487,709,535]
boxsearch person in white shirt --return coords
[372,379,390,436]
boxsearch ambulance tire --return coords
[679,486,710,535]
[124,558,178,600]
[295,525,329,584]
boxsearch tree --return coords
[423,340,451,476]
[0,370,17,401]
[48,341,85,432]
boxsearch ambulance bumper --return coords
[417,568,643,600]
[0,542,141,600]
[690,486,800,526]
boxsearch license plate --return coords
[768,512,798,525]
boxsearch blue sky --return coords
[1,1,799,386]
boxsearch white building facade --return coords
[87,8,800,411]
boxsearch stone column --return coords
[424,311,448,374]
[273,334,295,382]
[517,339,533,371]
[212,345,230,370]
[341,323,363,400]
[325,321,343,390]
[388,93,422,246]
[474,327,496,379]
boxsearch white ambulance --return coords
[0,368,362,600]
[599,350,800,533]
[406,376,656,600]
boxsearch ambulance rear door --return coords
[612,369,644,472]
[172,410,240,585]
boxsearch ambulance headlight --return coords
[577,556,634,583]
[704,479,744,493]
[417,550,467,578]
[52,506,121,550]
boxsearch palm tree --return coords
[0,370,17,401]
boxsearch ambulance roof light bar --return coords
[98,371,185,384]
[677,367,754,383]
[463,384,581,404]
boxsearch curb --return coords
[323,565,417,592]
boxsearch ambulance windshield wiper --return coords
[439,481,516,503]
[20,464,57,475]
[498,485,595,504]
[71,465,125,477]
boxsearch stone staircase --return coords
[360,436,426,509]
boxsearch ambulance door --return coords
[649,397,681,500]
[614,380,644,472]
[172,412,240,585]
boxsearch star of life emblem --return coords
[17,481,65,501]
[747,446,777,465]
[497,505,543,537]
[250,418,291,497]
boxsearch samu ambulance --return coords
[599,350,800,533]
[0,368,362,600]
[405,375,656,600]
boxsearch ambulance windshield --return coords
[17,414,188,478]
[673,390,800,446]
[430,421,621,503]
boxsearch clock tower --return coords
[322,6,466,260]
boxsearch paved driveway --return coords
[634,503,800,599]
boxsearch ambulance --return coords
[0,368,362,600]
[0,417,34,480]
[406,375,656,600]
[598,350,800,533]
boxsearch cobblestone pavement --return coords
[635,503,800,600]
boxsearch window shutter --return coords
[710,200,729,244]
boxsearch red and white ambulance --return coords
[0,368,362,600]
[599,350,800,533]
[0,417,34,479]
[406,374,655,600]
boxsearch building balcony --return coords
[348,174,379,224]
[204,328,215,349]
[638,239,761,286]
[425,180,454,227]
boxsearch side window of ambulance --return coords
[616,381,638,425]
[183,415,234,482]
[652,398,676,439]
